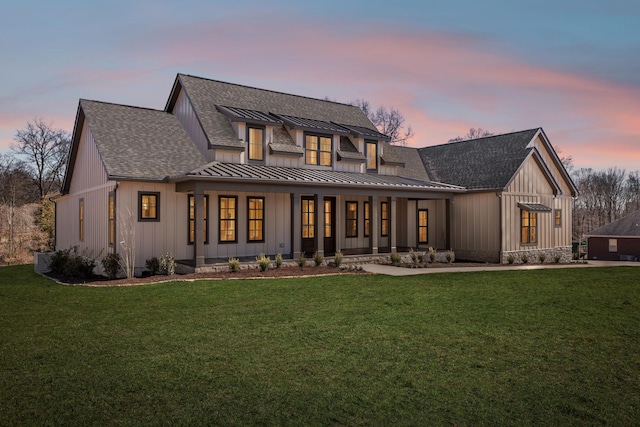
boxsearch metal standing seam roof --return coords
[517,202,552,212]
[273,114,350,135]
[180,161,465,191]
[338,123,392,142]
[215,105,282,126]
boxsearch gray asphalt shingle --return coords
[587,210,640,237]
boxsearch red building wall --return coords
[587,237,640,261]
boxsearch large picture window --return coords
[305,134,332,166]
[418,209,428,244]
[248,197,265,242]
[219,196,237,243]
[346,201,358,237]
[381,201,389,237]
[521,210,537,244]
[188,195,209,244]
[364,201,370,237]
[139,192,160,222]
[247,126,264,161]
[366,141,377,171]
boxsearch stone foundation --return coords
[500,246,572,265]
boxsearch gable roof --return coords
[418,129,540,191]
[166,74,383,149]
[394,146,431,181]
[586,210,640,237]
[62,100,207,192]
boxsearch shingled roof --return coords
[65,100,207,187]
[418,129,540,190]
[394,146,431,182]
[167,74,382,149]
[586,210,640,237]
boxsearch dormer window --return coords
[247,126,265,161]
[366,141,377,171]
[305,134,332,166]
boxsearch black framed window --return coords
[364,201,370,237]
[418,209,428,244]
[346,201,358,237]
[247,126,265,161]
[188,194,209,244]
[219,196,237,243]
[305,134,332,166]
[381,201,389,237]
[248,197,265,242]
[108,193,115,246]
[302,198,315,238]
[139,192,160,222]
[521,210,537,244]
[554,209,562,227]
[366,141,377,171]
[79,198,84,242]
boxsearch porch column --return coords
[370,196,379,254]
[390,196,397,253]
[291,192,302,259]
[194,190,205,268]
[316,192,324,257]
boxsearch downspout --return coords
[112,181,119,256]
[497,192,503,263]
[49,194,58,251]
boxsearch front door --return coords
[323,197,336,256]
[301,196,316,256]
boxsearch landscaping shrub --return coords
[47,248,72,275]
[539,252,547,263]
[229,257,240,272]
[313,251,324,267]
[554,253,562,263]
[445,250,453,263]
[48,247,96,279]
[333,251,343,268]
[298,252,306,268]
[275,253,283,269]
[101,253,122,279]
[160,252,176,276]
[390,252,401,266]
[145,257,160,276]
[256,254,270,272]
[507,254,515,264]
[521,254,529,264]
[428,247,437,262]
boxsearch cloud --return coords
[1,11,638,170]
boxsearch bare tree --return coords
[448,128,494,143]
[351,99,414,146]
[12,119,70,199]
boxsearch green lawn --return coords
[1,265,639,425]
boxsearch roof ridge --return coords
[179,73,362,110]
[80,98,167,114]
[422,127,541,150]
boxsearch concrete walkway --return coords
[361,260,640,276]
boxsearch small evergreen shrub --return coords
[48,248,72,275]
[390,252,401,266]
[48,247,96,279]
[333,251,343,268]
[554,253,562,263]
[145,257,160,276]
[539,253,547,263]
[275,253,283,269]
[101,253,122,279]
[297,252,306,268]
[160,252,176,276]
[507,254,515,264]
[409,248,418,265]
[313,251,324,267]
[257,253,270,272]
[521,254,529,264]
[229,257,240,272]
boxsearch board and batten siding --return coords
[404,199,447,249]
[172,88,212,162]
[56,122,112,257]
[502,153,572,252]
[451,192,501,262]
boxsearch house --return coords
[586,210,640,261]
[53,73,576,273]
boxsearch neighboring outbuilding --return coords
[586,210,640,261]
[53,73,578,273]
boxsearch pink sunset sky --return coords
[1,1,638,171]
